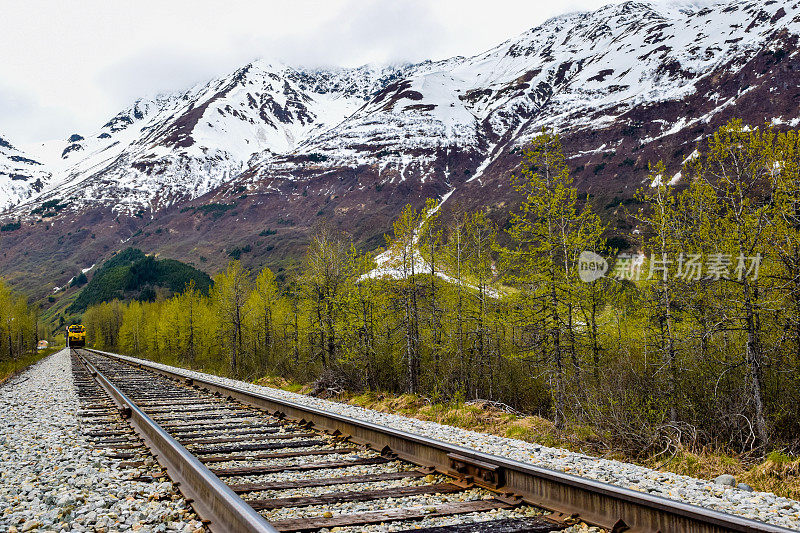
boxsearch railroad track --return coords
[71,348,796,533]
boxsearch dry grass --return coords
[253,375,800,499]
[739,453,800,500]
[651,448,743,479]
[639,448,800,498]
[254,375,310,394]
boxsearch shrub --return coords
[70,272,88,287]
[0,221,21,232]
[228,244,252,260]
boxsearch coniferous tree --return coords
[682,120,778,447]
[501,129,603,427]
[212,261,251,376]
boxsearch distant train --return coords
[67,324,86,348]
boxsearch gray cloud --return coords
[269,0,446,66]
[0,0,624,145]
[0,83,78,145]
[97,47,249,108]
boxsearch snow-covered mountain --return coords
[0,134,50,211]
[5,61,414,217]
[236,0,800,190]
[4,0,799,218]
[2,0,800,296]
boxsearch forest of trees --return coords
[83,120,800,457]
[0,279,40,362]
[68,247,212,312]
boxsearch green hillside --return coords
[68,248,212,312]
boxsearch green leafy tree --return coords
[681,120,778,447]
[419,198,445,378]
[303,224,354,367]
[635,161,683,422]
[386,203,426,393]
[249,267,280,368]
[212,261,252,376]
[463,210,498,397]
[501,129,603,427]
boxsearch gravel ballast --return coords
[0,349,204,532]
[107,351,800,530]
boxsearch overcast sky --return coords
[0,0,627,146]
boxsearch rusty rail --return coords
[75,352,278,533]
[85,348,796,533]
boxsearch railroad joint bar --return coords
[448,452,503,489]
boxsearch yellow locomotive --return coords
[67,324,86,348]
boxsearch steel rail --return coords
[86,348,796,533]
[74,351,279,533]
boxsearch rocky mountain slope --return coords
[8,62,413,217]
[1,0,799,297]
[0,134,50,211]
